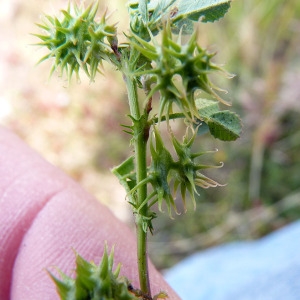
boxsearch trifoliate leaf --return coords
[128,0,230,38]
[174,0,231,23]
[128,0,231,23]
[196,98,220,119]
[208,111,242,141]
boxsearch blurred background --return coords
[1,0,300,270]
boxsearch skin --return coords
[0,127,180,300]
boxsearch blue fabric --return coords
[164,221,300,300]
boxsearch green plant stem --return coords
[124,74,151,298]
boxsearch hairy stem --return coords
[124,74,151,298]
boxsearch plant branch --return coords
[124,73,151,298]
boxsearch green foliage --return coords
[112,156,136,202]
[49,246,139,300]
[207,111,241,141]
[173,0,231,23]
[128,0,231,37]
[148,0,300,271]
[196,99,242,141]
[34,0,238,298]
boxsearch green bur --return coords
[49,246,139,300]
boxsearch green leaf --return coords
[196,98,220,119]
[139,0,149,23]
[112,155,135,178]
[148,0,177,21]
[195,99,241,141]
[128,0,231,37]
[170,18,194,35]
[111,156,137,202]
[208,111,242,141]
[129,0,231,23]
[173,0,231,23]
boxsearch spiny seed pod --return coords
[148,127,223,215]
[171,127,224,210]
[149,126,177,216]
[34,1,118,82]
[131,23,232,123]
[49,246,139,300]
